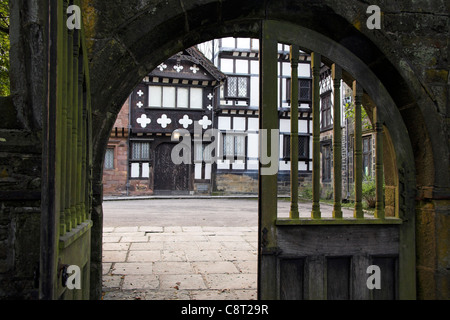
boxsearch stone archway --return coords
[80,0,448,299]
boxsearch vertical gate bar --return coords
[374,107,385,219]
[81,74,88,222]
[40,0,59,300]
[60,0,69,233]
[311,52,321,219]
[72,29,81,225]
[353,81,364,218]
[77,50,86,223]
[289,45,299,219]
[258,21,279,300]
[332,65,343,219]
[66,24,75,229]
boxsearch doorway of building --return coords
[154,143,190,195]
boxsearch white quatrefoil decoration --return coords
[173,64,184,73]
[207,93,214,101]
[190,64,200,74]
[137,90,144,97]
[157,114,172,128]
[157,63,167,71]
[137,114,151,128]
[198,116,212,130]
[179,115,193,129]
[136,101,144,108]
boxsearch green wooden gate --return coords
[40,0,93,300]
[257,20,416,300]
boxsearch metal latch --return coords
[58,262,70,288]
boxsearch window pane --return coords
[238,77,248,97]
[195,143,203,162]
[177,88,189,108]
[142,163,150,178]
[163,86,176,108]
[235,135,245,157]
[190,88,203,109]
[203,144,213,162]
[363,138,370,152]
[224,135,234,157]
[227,77,237,97]
[149,86,162,107]
[141,142,150,159]
[131,163,140,178]
[132,143,141,160]
[104,148,114,169]
[132,142,150,160]
[299,136,308,159]
[300,80,311,100]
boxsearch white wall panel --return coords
[218,117,231,130]
[247,133,259,158]
[233,117,246,130]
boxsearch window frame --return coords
[362,135,373,178]
[224,75,251,102]
[104,147,115,170]
[222,131,247,161]
[321,143,332,183]
[129,141,152,180]
[148,85,204,109]
[320,91,333,131]
[286,77,313,105]
[282,134,310,162]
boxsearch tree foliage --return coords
[344,102,373,130]
[0,0,10,96]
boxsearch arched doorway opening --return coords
[92,19,415,299]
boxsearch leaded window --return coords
[225,76,250,100]
[321,92,333,130]
[131,142,150,160]
[322,144,332,182]
[148,86,203,109]
[283,134,310,161]
[104,148,114,170]
[286,78,312,104]
[363,136,372,178]
[223,133,246,159]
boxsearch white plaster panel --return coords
[218,117,231,130]
[233,117,246,130]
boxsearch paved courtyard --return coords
[101,198,354,300]
[102,225,258,300]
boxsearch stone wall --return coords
[102,99,132,196]
[0,98,41,299]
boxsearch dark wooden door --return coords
[154,143,190,193]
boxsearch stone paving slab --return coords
[102,226,258,300]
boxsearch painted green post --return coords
[332,65,343,219]
[353,81,364,219]
[311,52,321,219]
[66,24,75,230]
[60,0,69,234]
[258,21,279,300]
[290,45,299,220]
[374,107,385,219]
[72,29,82,226]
